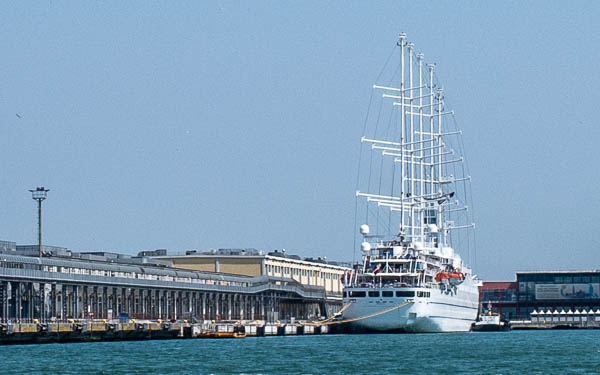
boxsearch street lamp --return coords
[29,187,49,257]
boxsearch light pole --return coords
[29,187,49,258]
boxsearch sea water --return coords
[1,330,598,374]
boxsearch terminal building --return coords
[479,281,518,319]
[0,241,349,324]
[480,270,600,320]
[155,248,347,296]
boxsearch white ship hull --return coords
[342,278,479,333]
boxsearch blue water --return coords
[1,331,598,374]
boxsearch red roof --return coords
[481,281,517,290]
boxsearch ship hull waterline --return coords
[341,286,479,333]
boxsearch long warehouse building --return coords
[0,243,349,324]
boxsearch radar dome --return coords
[452,254,462,269]
[426,224,439,233]
[361,242,371,253]
[360,224,370,235]
[441,247,454,258]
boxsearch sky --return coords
[1,1,599,280]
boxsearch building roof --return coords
[481,281,517,290]
[516,270,600,275]
[0,253,256,282]
[156,254,350,270]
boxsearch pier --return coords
[0,253,342,324]
[0,247,347,344]
[510,320,600,330]
[0,319,338,344]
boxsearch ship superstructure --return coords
[341,33,480,332]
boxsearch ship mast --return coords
[408,42,415,241]
[357,33,475,264]
[398,33,406,238]
[417,51,424,244]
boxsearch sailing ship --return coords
[341,33,480,333]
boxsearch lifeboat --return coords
[435,271,465,285]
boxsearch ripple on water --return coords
[1,330,599,374]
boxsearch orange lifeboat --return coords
[435,271,465,285]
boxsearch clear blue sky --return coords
[1,2,599,280]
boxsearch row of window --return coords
[267,264,302,275]
[344,290,430,298]
[482,290,517,302]
[518,275,600,284]
[265,264,340,280]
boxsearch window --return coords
[343,291,347,298]
[349,291,366,298]
[396,290,415,297]
[368,291,380,298]
[382,291,394,297]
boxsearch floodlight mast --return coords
[29,187,49,257]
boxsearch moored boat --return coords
[471,312,511,332]
[197,331,247,338]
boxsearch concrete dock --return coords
[510,320,600,330]
[0,319,339,344]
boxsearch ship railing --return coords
[347,278,437,288]
[349,282,424,289]
[370,258,414,263]
[364,272,420,277]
